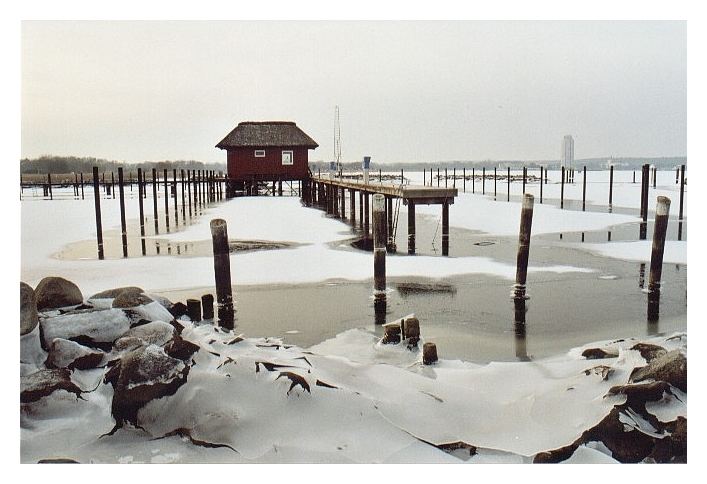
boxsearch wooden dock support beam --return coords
[442,201,449,256]
[609,165,614,207]
[137,168,146,256]
[118,168,128,258]
[92,167,104,260]
[373,194,387,293]
[560,166,565,209]
[407,199,416,255]
[210,219,235,330]
[582,166,587,211]
[514,193,534,300]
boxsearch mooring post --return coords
[111,172,115,199]
[92,167,104,260]
[137,168,146,256]
[463,167,466,192]
[522,167,526,194]
[437,168,440,187]
[648,197,671,296]
[494,167,497,198]
[507,167,510,202]
[180,169,186,218]
[539,167,543,204]
[445,168,448,188]
[210,219,235,330]
[514,193,534,300]
[359,190,364,229]
[351,189,356,224]
[152,168,159,234]
[452,167,456,188]
[582,166,587,211]
[47,173,53,200]
[364,192,370,236]
[652,166,657,188]
[442,201,449,256]
[74,173,79,198]
[678,165,685,221]
[482,167,486,194]
[423,342,438,365]
[163,169,170,231]
[186,299,202,322]
[560,166,565,209]
[118,168,128,258]
[80,173,84,199]
[373,194,387,293]
[202,294,215,320]
[609,165,614,207]
[407,199,416,254]
[472,167,475,193]
[641,164,650,222]
[173,169,179,225]
[187,170,192,217]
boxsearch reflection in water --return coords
[374,292,387,325]
[513,298,530,361]
[647,288,660,333]
[581,232,585,243]
[678,221,683,241]
[607,231,612,242]
[638,263,646,289]
[639,222,647,240]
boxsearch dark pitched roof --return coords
[216,121,319,149]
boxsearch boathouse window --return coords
[282,150,293,165]
[254,149,265,157]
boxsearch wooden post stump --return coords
[211,219,235,330]
[423,342,438,365]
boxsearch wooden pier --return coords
[306,176,458,255]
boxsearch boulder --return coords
[168,302,188,319]
[89,286,145,300]
[35,277,83,310]
[105,344,189,427]
[45,338,104,370]
[20,282,39,335]
[21,369,83,404]
[630,343,667,363]
[114,321,176,350]
[581,347,619,360]
[112,288,154,308]
[40,308,131,351]
[631,350,687,392]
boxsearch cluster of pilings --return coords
[90,167,226,259]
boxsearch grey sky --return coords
[21,20,686,164]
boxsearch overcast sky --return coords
[21,21,686,164]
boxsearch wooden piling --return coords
[582,166,587,211]
[373,194,387,293]
[560,166,565,209]
[407,199,416,255]
[445,168,448,188]
[92,167,104,260]
[350,189,356,224]
[152,168,159,234]
[641,164,649,222]
[118,168,128,258]
[210,219,235,329]
[163,169,170,231]
[80,173,84,199]
[472,168,475,193]
[609,165,614,206]
[74,173,79,197]
[539,167,543,204]
[494,167,497,198]
[423,342,438,365]
[187,170,192,216]
[678,165,685,221]
[507,167,510,202]
[202,294,215,320]
[463,167,466,192]
[180,169,186,218]
[648,197,671,294]
[633,170,636,184]
[358,190,364,229]
[522,167,526,194]
[186,299,202,322]
[514,193,534,299]
[48,173,53,200]
[111,172,115,199]
[364,192,370,236]
[137,168,146,256]
[442,201,449,256]
[482,167,485,194]
[437,168,440,187]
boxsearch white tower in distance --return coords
[561,135,574,171]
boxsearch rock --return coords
[21,282,39,335]
[45,338,104,371]
[35,277,83,311]
[114,321,176,350]
[40,308,131,351]
[607,381,673,406]
[37,458,79,464]
[112,288,154,308]
[149,294,174,310]
[581,408,656,463]
[581,347,619,360]
[168,302,188,319]
[21,325,47,375]
[631,350,687,392]
[630,343,667,363]
[106,345,189,427]
[89,286,144,300]
[21,369,83,403]
[164,335,200,361]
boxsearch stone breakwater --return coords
[20,277,687,463]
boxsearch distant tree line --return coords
[309,156,687,172]
[20,155,226,174]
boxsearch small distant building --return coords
[216,121,318,196]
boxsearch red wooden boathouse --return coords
[216,121,318,196]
